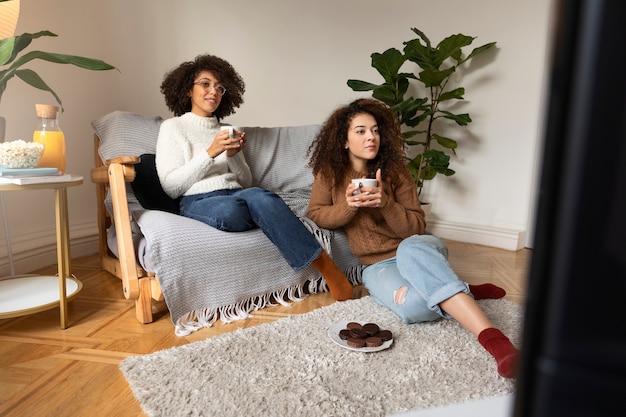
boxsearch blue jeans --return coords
[362,234,469,323]
[180,187,321,270]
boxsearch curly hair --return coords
[308,98,406,186]
[160,54,245,119]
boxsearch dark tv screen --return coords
[514,1,626,416]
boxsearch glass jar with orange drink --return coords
[33,104,66,173]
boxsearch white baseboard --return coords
[0,221,99,276]
[427,220,527,251]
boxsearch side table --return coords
[0,175,83,329]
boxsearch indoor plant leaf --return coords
[0,37,15,66]
[346,79,379,92]
[0,30,116,110]
[14,68,62,107]
[371,48,409,83]
[466,42,498,61]
[439,110,471,126]
[432,134,458,152]
[0,31,57,66]
[372,78,411,106]
[438,87,465,102]
[418,67,455,88]
[433,34,475,66]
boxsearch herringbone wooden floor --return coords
[0,240,531,417]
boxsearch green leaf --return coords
[409,28,432,48]
[403,38,434,70]
[466,42,497,60]
[438,87,465,102]
[372,86,397,105]
[347,79,379,92]
[402,130,423,142]
[423,149,449,162]
[0,37,16,66]
[371,48,407,84]
[9,50,116,71]
[394,96,427,123]
[1,31,58,66]
[439,110,471,126]
[432,134,458,152]
[433,34,474,66]
[419,67,454,88]
[15,68,63,108]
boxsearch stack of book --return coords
[0,167,73,185]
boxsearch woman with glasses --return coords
[307,98,518,378]
[156,54,353,301]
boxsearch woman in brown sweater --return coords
[307,98,519,378]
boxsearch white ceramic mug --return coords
[351,178,377,195]
[220,126,242,144]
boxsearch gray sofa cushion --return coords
[92,111,163,162]
[243,125,320,192]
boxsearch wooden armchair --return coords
[91,134,163,323]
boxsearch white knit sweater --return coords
[156,112,252,199]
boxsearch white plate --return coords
[327,320,393,353]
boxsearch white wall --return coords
[0,0,554,274]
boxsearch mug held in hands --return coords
[220,126,242,144]
[351,178,377,195]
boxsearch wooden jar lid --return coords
[35,104,60,118]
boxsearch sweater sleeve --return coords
[307,173,357,229]
[378,169,426,237]
[156,119,213,199]
[227,152,252,188]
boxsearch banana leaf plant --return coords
[0,30,116,111]
[348,28,496,197]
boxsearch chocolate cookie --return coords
[346,322,362,330]
[375,329,393,342]
[347,337,366,348]
[363,322,380,336]
[339,329,351,340]
[349,327,367,339]
[365,336,383,347]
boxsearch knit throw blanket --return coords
[134,191,361,336]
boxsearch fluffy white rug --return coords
[120,296,522,417]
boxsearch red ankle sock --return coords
[469,283,506,300]
[311,251,353,301]
[478,328,519,378]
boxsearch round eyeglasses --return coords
[193,81,226,95]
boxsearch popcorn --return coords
[0,140,45,169]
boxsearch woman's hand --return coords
[206,130,246,158]
[346,169,385,208]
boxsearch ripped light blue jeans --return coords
[361,234,470,323]
[180,187,321,271]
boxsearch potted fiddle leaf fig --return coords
[347,27,496,200]
[0,30,117,111]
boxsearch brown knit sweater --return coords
[307,168,426,265]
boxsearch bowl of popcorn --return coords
[0,140,45,169]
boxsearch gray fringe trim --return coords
[174,265,363,337]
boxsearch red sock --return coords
[478,328,519,378]
[469,283,506,300]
